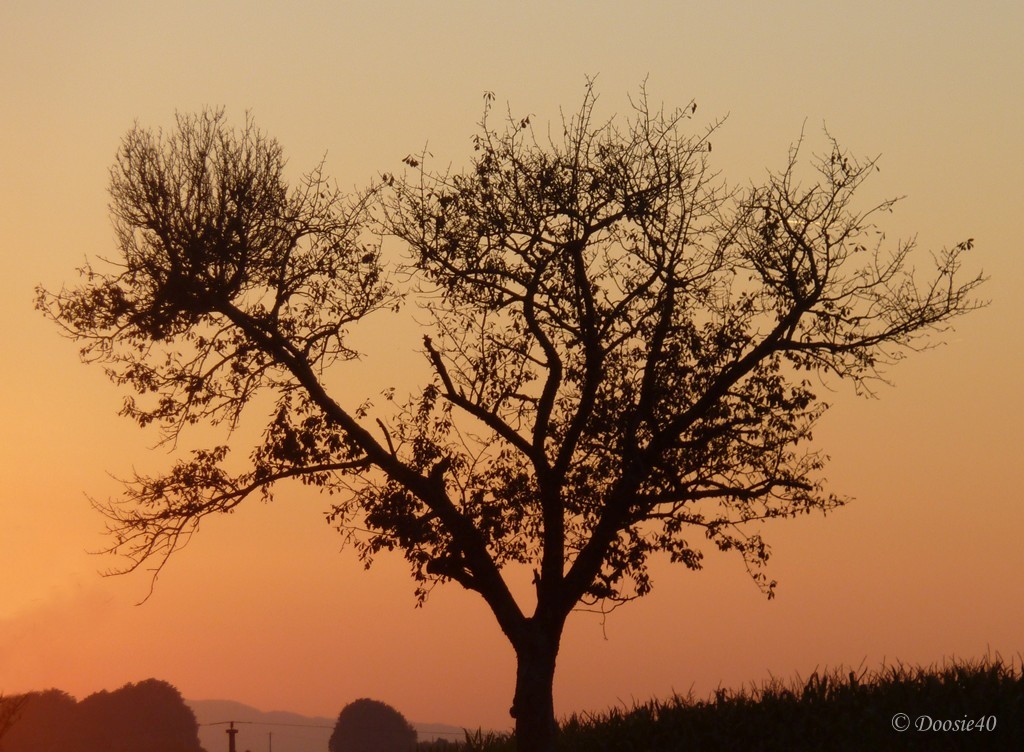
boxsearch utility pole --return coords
[226,721,239,752]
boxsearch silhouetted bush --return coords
[329,698,417,752]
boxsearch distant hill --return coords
[187,699,467,752]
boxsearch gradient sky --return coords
[2,0,1022,734]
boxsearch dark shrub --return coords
[329,698,417,752]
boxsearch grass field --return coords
[420,654,1022,751]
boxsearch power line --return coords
[201,720,334,729]
[201,718,471,739]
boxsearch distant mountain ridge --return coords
[187,699,466,752]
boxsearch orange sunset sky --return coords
[2,0,1022,733]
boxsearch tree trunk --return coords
[511,625,560,752]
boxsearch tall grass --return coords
[427,654,1022,751]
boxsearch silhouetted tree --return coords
[0,681,202,752]
[329,699,417,752]
[39,83,984,752]
[0,694,29,745]
[76,679,203,752]
[0,690,78,752]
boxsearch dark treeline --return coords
[1,679,203,752]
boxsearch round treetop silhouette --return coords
[328,698,417,752]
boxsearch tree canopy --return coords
[39,83,984,751]
[328,698,417,752]
[0,680,202,752]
